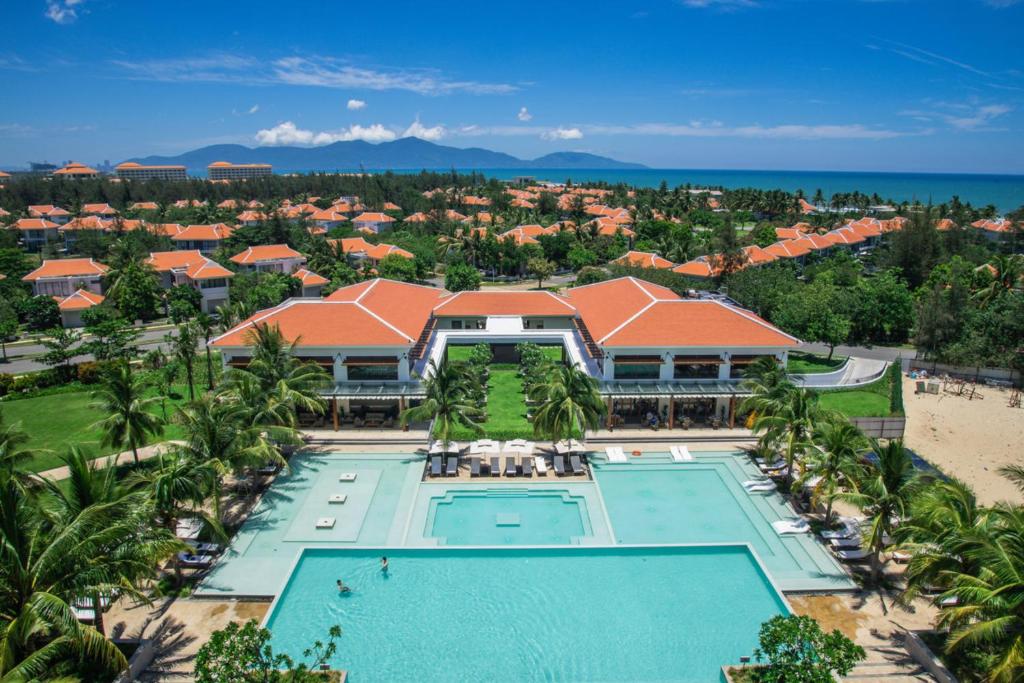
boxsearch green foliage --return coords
[231,271,298,311]
[168,284,203,323]
[574,266,608,286]
[20,295,61,331]
[567,245,599,271]
[0,299,18,361]
[377,253,419,282]
[752,615,865,683]
[108,263,162,321]
[888,362,904,416]
[83,312,141,361]
[444,262,481,292]
[527,257,556,288]
[40,327,81,380]
[194,619,342,683]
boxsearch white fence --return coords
[903,358,1021,388]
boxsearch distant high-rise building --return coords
[207,161,272,181]
[115,162,188,181]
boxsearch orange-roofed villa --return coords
[145,250,233,312]
[229,244,306,273]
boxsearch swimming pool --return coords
[426,488,592,545]
[592,454,853,591]
[265,546,790,682]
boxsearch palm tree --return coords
[839,439,922,587]
[400,359,482,445]
[973,254,1023,306]
[0,410,34,480]
[195,312,217,390]
[749,384,820,486]
[90,362,164,465]
[0,472,178,678]
[801,418,867,525]
[168,322,198,401]
[529,364,606,447]
[40,448,127,518]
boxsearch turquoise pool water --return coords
[265,546,789,682]
[427,488,591,545]
[592,456,852,591]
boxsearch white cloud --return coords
[899,102,1011,131]
[946,104,1011,130]
[316,124,396,144]
[45,0,80,24]
[272,56,517,95]
[347,99,366,110]
[402,119,445,141]
[248,104,259,114]
[541,127,584,140]
[255,121,315,146]
[517,106,532,122]
[681,0,758,9]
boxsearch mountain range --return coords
[129,137,647,173]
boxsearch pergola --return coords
[598,380,752,429]
[320,381,426,430]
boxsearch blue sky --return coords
[1,0,1023,173]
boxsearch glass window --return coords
[347,364,399,381]
[613,363,661,380]
[674,363,720,379]
[200,278,226,289]
[451,320,463,330]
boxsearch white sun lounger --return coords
[670,445,693,462]
[534,456,548,476]
[834,548,871,562]
[745,480,778,493]
[819,519,861,540]
[316,517,336,529]
[605,446,627,463]
[772,518,810,535]
[829,537,862,550]
[328,494,347,504]
[338,473,357,482]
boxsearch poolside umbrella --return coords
[504,439,535,457]
[470,439,501,456]
[429,440,460,455]
[556,439,587,454]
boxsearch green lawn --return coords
[787,351,846,374]
[451,364,533,441]
[816,374,892,418]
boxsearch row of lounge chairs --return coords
[427,453,586,478]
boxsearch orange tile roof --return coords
[24,258,109,281]
[28,205,70,218]
[218,199,240,209]
[462,196,492,206]
[764,240,811,259]
[171,223,233,241]
[510,198,535,209]
[145,250,233,280]
[775,227,805,240]
[382,202,402,211]
[612,251,675,269]
[563,277,680,342]
[309,208,349,223]
[130,201,159,211]
[799,198,818,214]
[822,227,866,245]
[148,223,184,236]
[598,300,799,348]
[672,257,720,278]
[57,289,105,311]
[433,291,576,317]
[53,162,98,176]
[499,225,547,246]
[230,244,303,265]
[332,237,414,261]
[845,217,883,238]
[13,218,59,230]
[742,245,779,265]
[404,212,429,222]
[353,212,396,224]
[591,218,637,237]
[935,218,957,231]
[971,218,1013,233]
[236,210,268,222]
[59,216,112,232]
[292,268,329,287]
[82,203,118,215]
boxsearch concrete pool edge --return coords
[254,541,796,626]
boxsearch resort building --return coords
[291,267,329,298]
[352,212,396,234]
[22,258,108,297]
[613,250,675,269]
[115,162,188,181]
[170,223,233,254]
[56,289,105,328]
[145,250,234,313]
[207,161,273,181]
[28,205,70,224]
[333,237,414,267]
[229,244,306,273]
[51,162,100,179]
[0,171,9,185]
[211,276,798,430]
[12,218,60,250]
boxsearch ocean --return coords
[422,168,1024,213]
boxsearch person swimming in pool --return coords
[336,579,351,593]
[380,556,389,573]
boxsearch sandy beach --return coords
[902,376,1024,506]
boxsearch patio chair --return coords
[834,548,871,562]
[470,457,482,477]
[553,454,566,476]
[177,551,214,568]
[569,454,585,476]
[829,537,862,550]
[446,455,459,477]
[430,455,443,477]
[522,456,533,477]
[772,518,810,535]
[534,456,548,476]
[490,456,501,477]
[504,456,517,477]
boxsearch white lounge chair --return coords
[829,537,862,550]
[316,517,336,529]
[534,456,548,476]
[745,480,778,493]
[772,518,810,535]
[338,473,357,482]
[328,494,347,504]
[818,518,860,540]
[670,445,693,462]
[605,446,627,463]
[834,548,871,562]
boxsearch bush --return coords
[445,262,481,292]
[20,296,61,331]
[77,360,117,384]
[0,373,13,397]
[753,614,865,682]
[574,266,608,286]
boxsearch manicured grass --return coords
[816,374,893,418]
[451,364,533,441]
[786,351,846,374]
[3,385,189,473]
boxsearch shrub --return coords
[445,262,481,292]
[77,360,117,384]
[574,266,608,286]
[753,614,865,683]
[888,362,904,416]
[0,373,13,397]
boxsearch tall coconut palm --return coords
[400,359,482,445]
[973,254,1023,307]
[529,364,606,447]
[90,362,164,465]
[801,418,867,525]
[0,472,178,678]
[839,439,922,586]
[195,312,217,390]
[0,410,34,485]
[749,384,820,486]
[40,448,127,519]
[168,322,198,401]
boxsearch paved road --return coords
[0,325,191,374]
[800,343,917,363]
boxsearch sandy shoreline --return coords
[902,375,1024,506]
